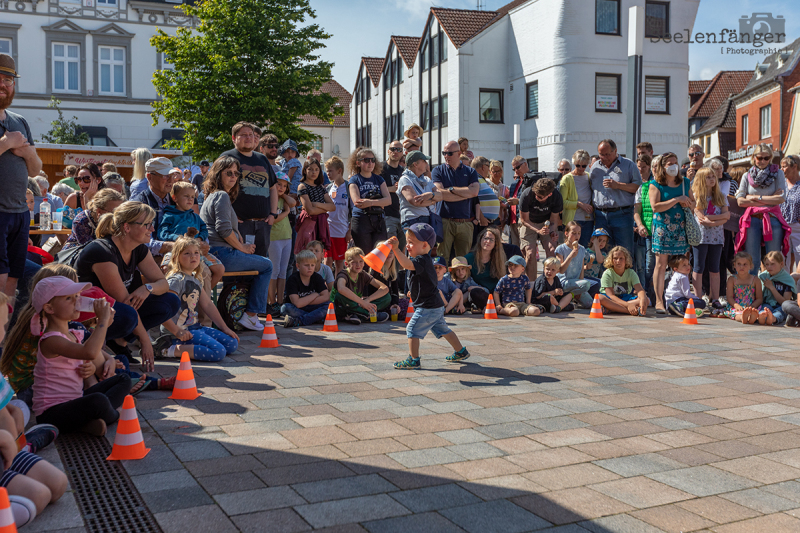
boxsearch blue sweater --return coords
[157,206,209,242]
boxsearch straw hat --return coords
[403,123,422,138]
[448,256,472,271]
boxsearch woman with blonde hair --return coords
[691,167,730,306]
[75,201,180,371]
[129,147,152,198]
[464,227,507,293]
[558,150,594,246]
[62,188,125,251]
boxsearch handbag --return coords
[410,178,444,244]
[682,179,702,247]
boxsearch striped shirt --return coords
[476,177,501,221]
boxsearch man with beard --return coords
[0,54,41,301]
[258,134,281,175]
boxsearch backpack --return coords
[55,238,112,269]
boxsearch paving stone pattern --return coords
[38,312,800,532]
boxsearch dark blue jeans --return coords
[576,220,594,248]
[281,302,329,326]
[106,292,181,342]
[594,207,635,255]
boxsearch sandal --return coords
[130,375,152,397]
[393,356,421,370]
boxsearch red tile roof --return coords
[694,96,737,136]
[391,36,421,69]
[431,7,500,48]
[362,57,385,88]
[688,71,752,118]
[688,80,711,95]
[299,80,351,128]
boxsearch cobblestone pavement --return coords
[38,312,800,532]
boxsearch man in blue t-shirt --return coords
[432,140,479,263]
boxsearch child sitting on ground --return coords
[554,221,596,308]
[433,257,465,314]
[757,251,795,325]
[494,255,541,317]
[388,224,469,369]
[153,237,239,361]
[402,124,423,155]
[332,247,391,324]
[721,252,763,324]
[446,257,489,313]
[532,257,574,313]
[282,250,331,328]
[324,156,350,277]
[32,277,132,436]
[598,246,648,316]
[368,248,405,320]
[585,228,610,281]
[267,172,296,317]
[307,240,335,291]
[665,255,707,317]
[158,182,225,292]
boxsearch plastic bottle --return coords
[39,198,51,231]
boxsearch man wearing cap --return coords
[397,151,441,229]
[0,53,42,300]
[131,157,175,257]
[222,121,278,257]
[191,160,210,191]
[432,140,480,263]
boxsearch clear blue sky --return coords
[310,0,800,89]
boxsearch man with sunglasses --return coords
[686,144,705,181]
[432,140,480,262]
[382,141,406,252]
[506,156,530,247]
[589,139,642,255]
[0,54,42,302]
[258,133,282,174]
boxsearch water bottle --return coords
[39,198,51,231]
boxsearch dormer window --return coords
[778,51,792,66]
[756,64,768,79]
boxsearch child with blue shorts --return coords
[388,224,469,369]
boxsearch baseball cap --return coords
[432,256,447,268]
[275,171,290,183]
[405,151,431,167]
[592,228,610,238]
[31,276,92,335]
[145,157,173,175]
[407,223,436,250]
[200,160,210,166]
[506,255,527,268]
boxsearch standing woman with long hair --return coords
[649,152,694,313]
[348,147,390,253]
[129,148,152,198]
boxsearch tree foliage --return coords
[40,97,89,145]
[151,0,339,160]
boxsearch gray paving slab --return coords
[295,494,411,528]
[647,465,762,496]
[440,499,551,533]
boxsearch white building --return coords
[350,0,700,176]
[300,80,352,162]
[1,0,193,149]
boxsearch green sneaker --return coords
[394,356,421,369]
[446,348,470,363]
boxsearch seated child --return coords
[554,221,597,308]
[153,237,239,361]
[307,240,335,291]
[494,255,541,317]
[446,256,489,312]
[32,277,132,436]
[282,250,331,328]
[585,228,610,281]
[158,182,225,292]
[433,257,465,314]
[598,246,648,316]
[387,224,468,369]
[665,255,707,317]
[402,124,423,155]
[721,252,763,324]
[532,257,574,313]
[332,247,392,324]
[368,248,405,320]
[267,172,296,318]
[758,251,795,325]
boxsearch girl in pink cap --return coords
[31,276,131,436]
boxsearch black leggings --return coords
[464,287,489,310]
[37,374,132,434]
[351,215,387,253]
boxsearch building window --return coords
[440,33,448,61]
[760,105,771,139]
[431,34,439,66]
[310,138,323,152]
[420,42,429,71]
[97,0,117,4]
[432,97,440,129]
[98,46,125,95]
[526,81,539,119]
[52,42,80,93]
[596,0,620,35]
[742,114,748,145]
[644,76,669,114]
[527,158,539,172]
[479,89,503,123]
[0,38,10,56]
[77,126,115,146]
[356,124,372,147]
[398,111,404,138]
[645,1,669,38]
[422,101,430,130]
[440,96,448,127]
[704,135,711,155]
[595,73,621,112]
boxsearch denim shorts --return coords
[406,306,452,339]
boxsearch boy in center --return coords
[388,223,469,369]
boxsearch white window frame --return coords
[742,114,748,145]
[97,0,117,4]
[760,105,771,139]
[98,45,125,96]
[52,42,81,94]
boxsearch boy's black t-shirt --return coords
[532,275,562,298]
[285,272,327,303]
[409,254,443,309]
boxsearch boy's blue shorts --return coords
[406,307,452,340]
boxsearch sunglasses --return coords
[513,164,524,170]
[388,147,403,153]
[75,176,95,184]
[575,164,587,168]
[689,152,703,157]
[264,143,278,149]
[441,151,455,156]
[359,158,376,164]
[756,156,771,162]
[223,170,242,178]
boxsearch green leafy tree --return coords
[151,0,339,160]
[40,97,89,145]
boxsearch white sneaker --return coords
[10,495,36,527]
[237,313,263,331]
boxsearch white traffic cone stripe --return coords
[178,361,192,371]
[120,409,138,421]
[174,378,197,390]
[0,510,13,527]
[262,333,277,340]
[113,431,144,447]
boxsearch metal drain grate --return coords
[57,433,162,533]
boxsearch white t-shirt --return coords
[327,182,350,238]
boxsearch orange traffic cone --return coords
[322,303,339,332]
[15,432,25,453]
[484,294,498,319]
[682,299,698,325]
[107,395,151,461]
[0,487,17,532]
[259,314,280,348]
[169,351,201,400]
[405,301,415,323]
[362,241,391,272]
[589,295,604,319]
